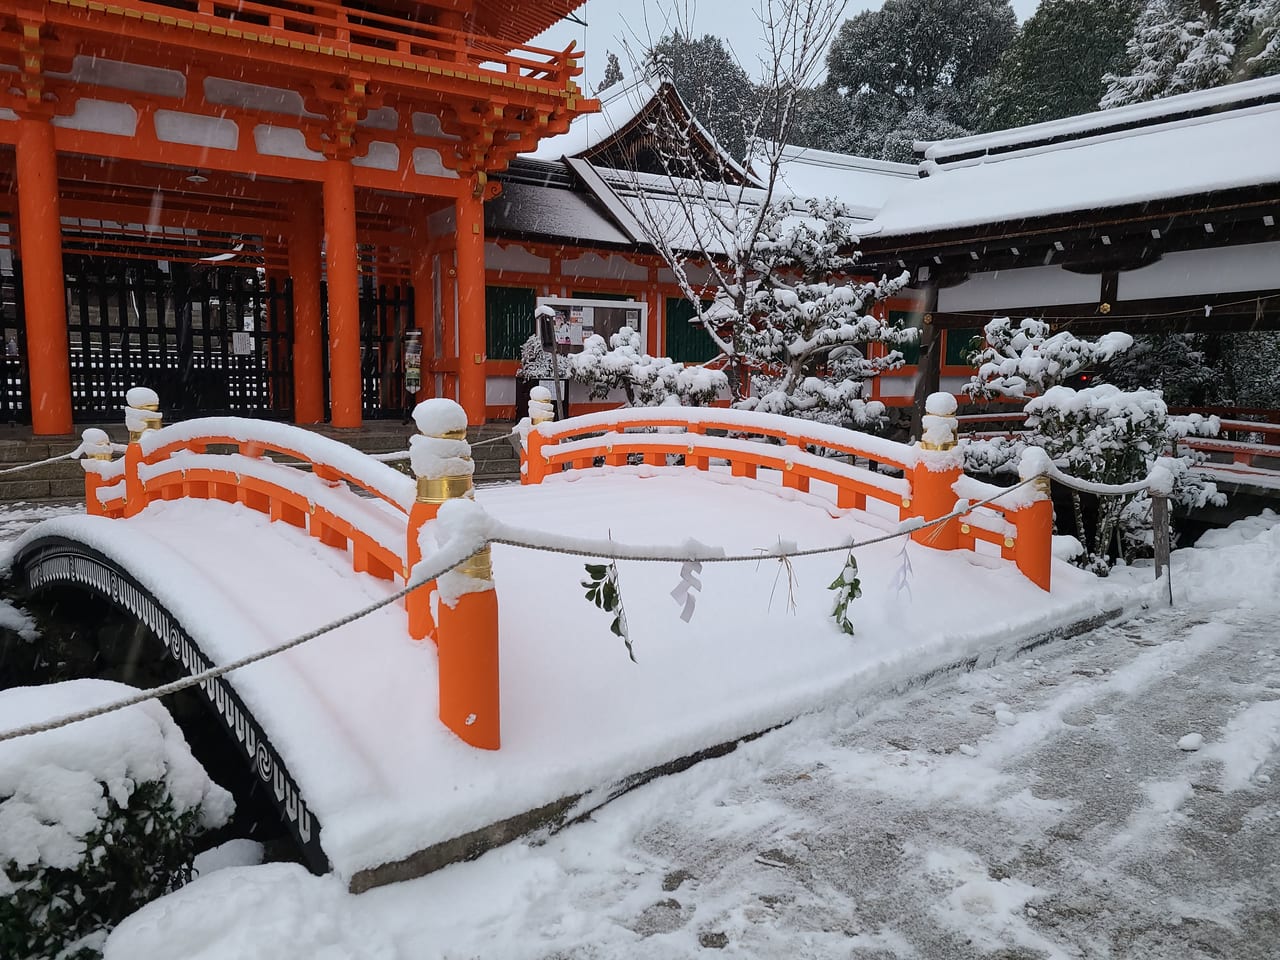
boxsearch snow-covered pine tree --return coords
[730,198,914,426]
[644,32,760,162]
[1241,0,1280,73]
[1101,0,1280,107]
[1097,332,1218,406]
[596,51,624,95]
[623,0,915,429]
[962,316,1135,400]
[822,0,1016,158]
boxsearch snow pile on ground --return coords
[104,863,396,960]
[0,679,232,879]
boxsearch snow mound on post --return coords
[925,392,957,416]
[0,679,232,871]
[412,398,468,437]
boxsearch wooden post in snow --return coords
[1152,494,1173,605]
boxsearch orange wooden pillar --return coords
[1014,496,1054,591]
[290,194,326,424]
[411,245,435,403]
[15,116,72,436]
[454,190,487,425]
[324,160,362,428]
[441,256,459,402]
[1014,456,1054,592]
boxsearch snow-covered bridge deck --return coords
[11,464,1140,888]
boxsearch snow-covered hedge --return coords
[0,680,232,960]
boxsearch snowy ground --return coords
[99,511,1280,959]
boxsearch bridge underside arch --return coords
[8,535,327,873]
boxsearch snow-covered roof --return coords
[526,75,663,162]
[524,74,757,185]
[865,81,1280,239]
[772,144,918,220]
[917,73,1280,165]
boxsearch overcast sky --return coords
[532,1,1043,91]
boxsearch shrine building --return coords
[1,0,596,434]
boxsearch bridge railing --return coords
[80,389,501,751]
[1176,419,1280,472]
[520,394,1054,591]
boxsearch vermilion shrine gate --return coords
[0,0,596,434]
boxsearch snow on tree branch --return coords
[565,326,728,408]
[964,317,1134,400]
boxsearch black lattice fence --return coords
[63,257,293,422]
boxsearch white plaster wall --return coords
[254,125,324,161]
[205,77,319,118]
[62,56,185,98]
[154,110,238,150]
[486,377,516,405]
[413,148,456,177]
[413,112,458,139]
[359,107,399,131]
[561,252,649,283]
[877,375,917,398]
[51,99,137,137]
[486,244,551,274]
[352,141,400,171]
[1118,242,1280,299]
[658,263,715,288]
[937,265,1100,311]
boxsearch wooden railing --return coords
[54,0,584,91]
[522,402,1054,591]
[81,398,501,750]
[1177,419,1280,473]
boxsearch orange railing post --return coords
[521,386,554,485]
[79,428,115,517]
[122,387,162,519]
[405,398,500,749]
[1014,452,1054,591]
[911,393,961,550]
[436,555,500,750]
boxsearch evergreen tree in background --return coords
[1101,0,1280,107]
[982,0,1140,130]
[596,51,624,95]
[819,0,1016,158]
[647,32,760,160]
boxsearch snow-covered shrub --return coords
[966,384,1221,574]
[0,680,232,960]
[1097,332,1217,407]
[566,325,728,407]
[962,317,1222,573]
[963,317,1133,400]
